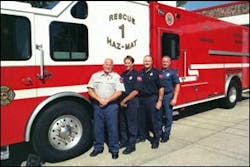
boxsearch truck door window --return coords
[50,21,88,61]
[16,1,59,9]
[71,1,88,19]
[161,33,179,60]
[1,14,31,60]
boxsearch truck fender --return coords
[25,92,92,142]
[225,74,241,96]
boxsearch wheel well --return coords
[230,76,242,100]
[29,96,93,143]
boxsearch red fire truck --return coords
[1,1,249,162]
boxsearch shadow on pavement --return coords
[174,95,249,121]
[0,142,39,166]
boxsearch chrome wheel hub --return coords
[229,87,237,103]
[48,115,82,150]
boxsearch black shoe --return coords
[151,142,159,149]
[111,152,119,159]
[119,143,127,149]
[136,138,146,143]
[89,149,103,157]
[122,147,135,154]
[160,136,169,143]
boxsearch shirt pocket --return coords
[105,80,117,90]
[93,79,103,89]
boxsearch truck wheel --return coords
[31,100,93,162]
[222,80,238,109]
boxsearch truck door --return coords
[159,30,197,105]
[33,1,89,95]
[1,12,38,145]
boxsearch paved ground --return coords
[1,93,249,166]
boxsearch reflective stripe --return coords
[209,50,249,56]
[14,84,88,100]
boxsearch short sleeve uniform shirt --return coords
[87,71,125,99]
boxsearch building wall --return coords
[193,1,249,26]
[219,13,249,27]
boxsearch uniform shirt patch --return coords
[120,77,124,83]
[150,72,153,76]
[129,76,133,80]
[137,76,143,82]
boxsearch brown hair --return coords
[124,55,135,63]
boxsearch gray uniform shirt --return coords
[87,71,125,99]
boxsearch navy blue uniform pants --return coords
[159,92,173,137]
[93,103,119,153]
[119,97,138,148]
[138,95,160,144]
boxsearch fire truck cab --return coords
[1,1,150,162]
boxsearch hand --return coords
[99,98,109,107]
[120,100,127,108]
[155,100,162,110]
[170,98,177,106]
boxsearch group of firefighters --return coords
[87,55,180,159]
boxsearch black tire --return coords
[31,100,93,162]
[222,80,239,109]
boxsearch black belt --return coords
[139,94,158,98]
[164,91,172,95]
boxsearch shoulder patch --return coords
[137,76,143,82]
[159,74,163,79]
[120,77,124,83]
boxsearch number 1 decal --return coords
[119,24,125,38]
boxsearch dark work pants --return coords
[159,92,173,137]
[119,97,138,148]
[138,95,160,144]
[93,103,119,153]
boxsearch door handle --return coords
[36,70,52,83]
[44,70,52,80]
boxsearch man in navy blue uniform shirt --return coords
[159,56,180,142]
[137,55,165,149]
[119,55,139,154]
